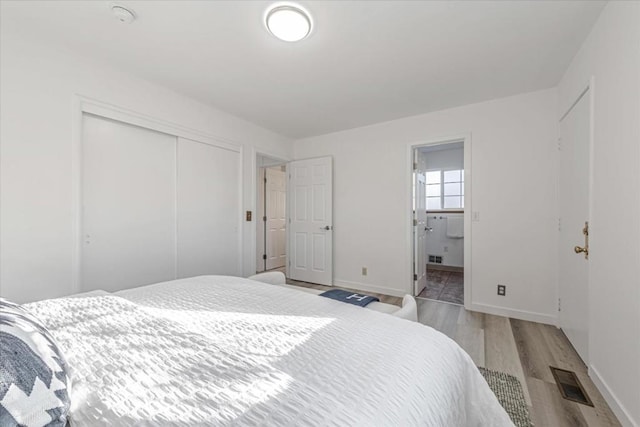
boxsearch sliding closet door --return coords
[177,138,241,278]
[81,114,177,292]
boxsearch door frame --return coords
[251,151,291,277]
[71,95,243,294]
[406,134,472,308]
[557,77,595,364]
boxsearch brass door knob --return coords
[574,221,589,259]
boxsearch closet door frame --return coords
[71,96,242,294]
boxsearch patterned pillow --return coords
[0,298,70,427]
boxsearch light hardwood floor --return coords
[281,273,620,427]
[418,298,620,427]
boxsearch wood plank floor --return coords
[277,270,620,426]
[416,298,621,427]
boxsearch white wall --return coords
[426,214,464,268]
[0,30,292,303]
[294,88,558,323]
[558,2,640,425]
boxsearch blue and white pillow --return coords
[0,298,70,427]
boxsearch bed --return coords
[247,271,418,320]
[17,275,513,426]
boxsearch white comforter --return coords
[25,276,513,426]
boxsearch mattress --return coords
[24,275,513,426]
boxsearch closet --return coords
[81,113,240,292]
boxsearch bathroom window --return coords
[426,169,464,210]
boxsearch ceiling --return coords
[1,1,605,139]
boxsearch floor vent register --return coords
[550,366,593,406]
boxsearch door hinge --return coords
[558,217,561,231]
[558,298,561,312]
[413,274,418,281]
[557,137,562,151]
[413,219,417,226]
[264,177,267,183]
[263,216,267,222]
[413,162,418,170]
[262,254,267,260]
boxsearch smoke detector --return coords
[111,4,136,24]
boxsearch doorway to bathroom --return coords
[411,139,469,306]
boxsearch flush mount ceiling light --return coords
[265,4,312,42]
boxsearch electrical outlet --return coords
[472,211,480,222]
[497,284,506,296]
[443,246,449,253]
[362,267,367,276]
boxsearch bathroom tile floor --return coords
[418,269,464,305]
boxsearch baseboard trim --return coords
[470,302,557,325]
[333,279,407,298]
[427,264,463,273]
[589,365,637,427]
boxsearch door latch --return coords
[574,221,589,260]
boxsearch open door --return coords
[265,167,287,270]
[559,88,591,364]
[413,150,428,295]
[288,157,333,285]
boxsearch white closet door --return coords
[82,114,177,292]
[177,138,241,278]
[559,91,591,363]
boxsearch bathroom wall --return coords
[422,145,465,268]
[425,214,464,268]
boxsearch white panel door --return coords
[256,168,266,273]
[288,157,333,285]
[265,167,286,270]
[177,138,241,278]
[82,114,177,292]
[414,150,428,295]
[559,91,591,363]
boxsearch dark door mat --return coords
[550,366,594,406]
